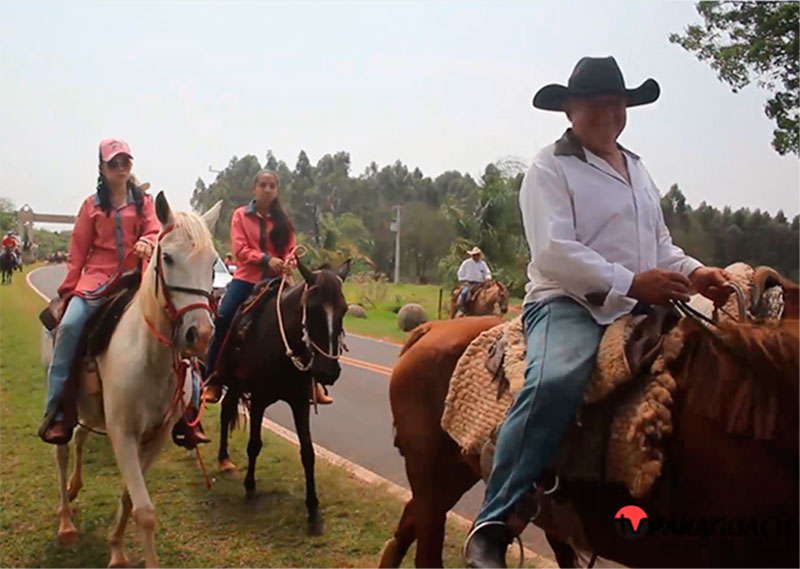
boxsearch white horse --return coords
[54,192,221,568]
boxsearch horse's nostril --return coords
[186,326,198,346]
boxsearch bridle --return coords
[141,223,217,478]
[275,250,346,374]
[149,224,217,335]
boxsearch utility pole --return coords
[393,204,402,284]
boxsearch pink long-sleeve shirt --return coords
[230,200,296,284]
[58,190,160,297]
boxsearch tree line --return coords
[189,150,799,293]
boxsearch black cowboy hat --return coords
[533,56,660,111]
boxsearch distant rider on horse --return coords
[457,247,492,314]
[2,230,21,267]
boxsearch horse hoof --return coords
[57,527,78,546]
[307,516,324,536]
[245,487,257,501]
[218,458,237,473]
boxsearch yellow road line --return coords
[340,355,393,377]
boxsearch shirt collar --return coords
[93,188,136,207]
[245,199,271,218]
[553,128,640,162]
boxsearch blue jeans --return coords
[474,297,604,525]
[205,278,255,374]
[45,295,104,420]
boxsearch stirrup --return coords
[462,521,525,569]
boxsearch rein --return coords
[271,247,345,414]
[671,281,748,329]
[670,281,756,365]
[274,246,345,371]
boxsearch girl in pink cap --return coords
[40,139,161,444]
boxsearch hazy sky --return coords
[1,0,798,230]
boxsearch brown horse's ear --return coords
[297,258,315,286]
[338,259,351,281]
[155,191,174,226]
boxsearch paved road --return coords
[29,265,563,562]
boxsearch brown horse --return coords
[449,280,510,318]
[381,274,799,567]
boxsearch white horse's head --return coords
[143,191,222,358]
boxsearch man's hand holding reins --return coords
[628,268,692,305]
[689,266,732,307]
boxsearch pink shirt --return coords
[230,201,296,284]
[59,191,160,297]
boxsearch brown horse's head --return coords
[479,280,510,315]
[493,280,510,315]
[296,258,351,385]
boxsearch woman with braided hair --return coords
[39,139,160,444]
[203,169,333,405]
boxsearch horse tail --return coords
[222,384,246,432]
[399,322,433,357]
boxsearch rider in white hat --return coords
[456,246,492,314]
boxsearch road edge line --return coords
[26,265,52,303]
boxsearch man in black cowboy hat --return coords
[464,56,731,567]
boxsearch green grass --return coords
[343,280,523,343]
[0,267,485,568]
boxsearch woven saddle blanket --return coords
[441,305,682,499]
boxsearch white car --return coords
[213,257,233,301]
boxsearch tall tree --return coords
[0,197,16,233]
[190,155,263,246]
[670,1,799,155]
[400,201,455,282]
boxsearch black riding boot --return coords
[464,521,511,568]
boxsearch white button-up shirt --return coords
[519,129,702,325]
[458,258,492,283]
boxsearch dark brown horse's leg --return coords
[289,396,323,535]
[217,384,238,471]
[244,400,266,499]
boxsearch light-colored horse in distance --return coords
[54,192,221,568]
[449,280,510,318]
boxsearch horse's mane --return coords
[677,317,799,446]
[140,211,215,318]
[170,211,215,258]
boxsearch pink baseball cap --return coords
[98,138,133,162]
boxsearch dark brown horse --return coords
[1,248,20,284]
[380,271,799,567]
[216,259,350,535]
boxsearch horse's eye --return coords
[163,253,174,266]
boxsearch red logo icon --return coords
[615,505,648,532]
